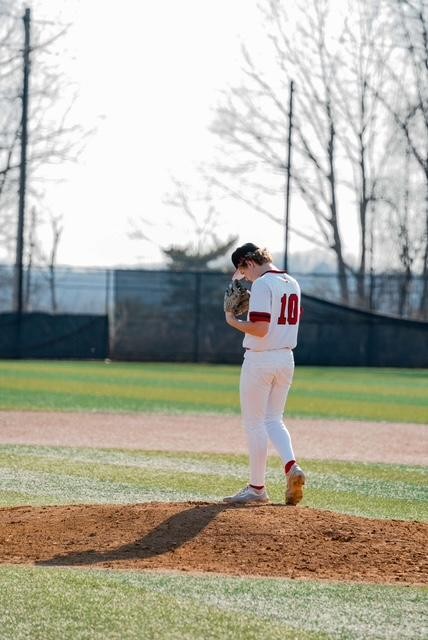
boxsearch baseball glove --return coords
[223,280,250,316]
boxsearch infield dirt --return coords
[1,410,427,585]
[1,410,427,465]
[0,502,426,585]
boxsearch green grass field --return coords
[0,444,426,640]
[0,360,427,639]
[0,360,427,422]
[1,567,426,640]
[0,445,426,520]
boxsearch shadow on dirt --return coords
[36,502,245,567]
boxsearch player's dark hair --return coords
[231,243,272,269]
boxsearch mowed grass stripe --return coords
[2,445,426,488]
[0,468,209,505]
[0,360,239,376]
[1,374,428,407]
[0,445,426,520]
[3,371,428,405]
[0,388,239,414]
[0,360,427,422]
[0,567,426,640]
[306,458,426,485]
[2,361,427,397]
[0,377,238,406]
[303,490,426,521]
[2,362,427,401]
[1,361,427,384]
[286,398,428,423]
[298,366,428,389]
[294,386,428,405]
[0,363,239,391]
[1,386,426,423]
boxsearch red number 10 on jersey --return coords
[277,293,299,325]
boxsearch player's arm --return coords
[225,278,271,336]
[225,311,269,337]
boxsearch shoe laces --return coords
[242,484,263,495]
[238,485,252,495]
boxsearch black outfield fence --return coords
[1,269,426,365]
[295,296,428,367]
[112,270,240,363]
[0,313,109,359]
[112,270,428,367]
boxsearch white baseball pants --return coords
[239,348,296,487]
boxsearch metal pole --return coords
[284,79,294,271]
[14,7,31,315]
[193,272,201,363]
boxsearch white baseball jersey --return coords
[243,270,301,351]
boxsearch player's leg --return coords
[264,351,295,462]
[264,351,305,505]
[223,353,272,504]
[239,354,273,487]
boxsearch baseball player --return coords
[223,242,305,505]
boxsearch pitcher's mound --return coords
[0,502,426,584]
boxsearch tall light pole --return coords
[14,7,31,315]
[284,79,294,272]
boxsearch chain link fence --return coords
[112,270,428,366]
[1,265,427,365]
[0,265,112,315]
[0,265,426,319]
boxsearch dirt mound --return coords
[0,502,426,584]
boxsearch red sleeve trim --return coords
[249,311,271,323]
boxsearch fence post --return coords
[193,272,201,362]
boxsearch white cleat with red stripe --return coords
[223,485,270,504]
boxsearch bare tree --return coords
[287,0,351,301]
[23,205,63,312]
[210,0,428,315]
[24,204,37,309]
[0,6,88,263]
[334,0,398,303]
[46,214,63,313]
[210,0,356,301]
[379,0,428,315]
[0,2,23,258]
[162,179,237,270]
[378,144,424,316]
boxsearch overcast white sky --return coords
[26,0,357,269]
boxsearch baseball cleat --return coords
[223,485,270,504]
[285,464,305,505]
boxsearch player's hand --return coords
[223,280,250,316]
